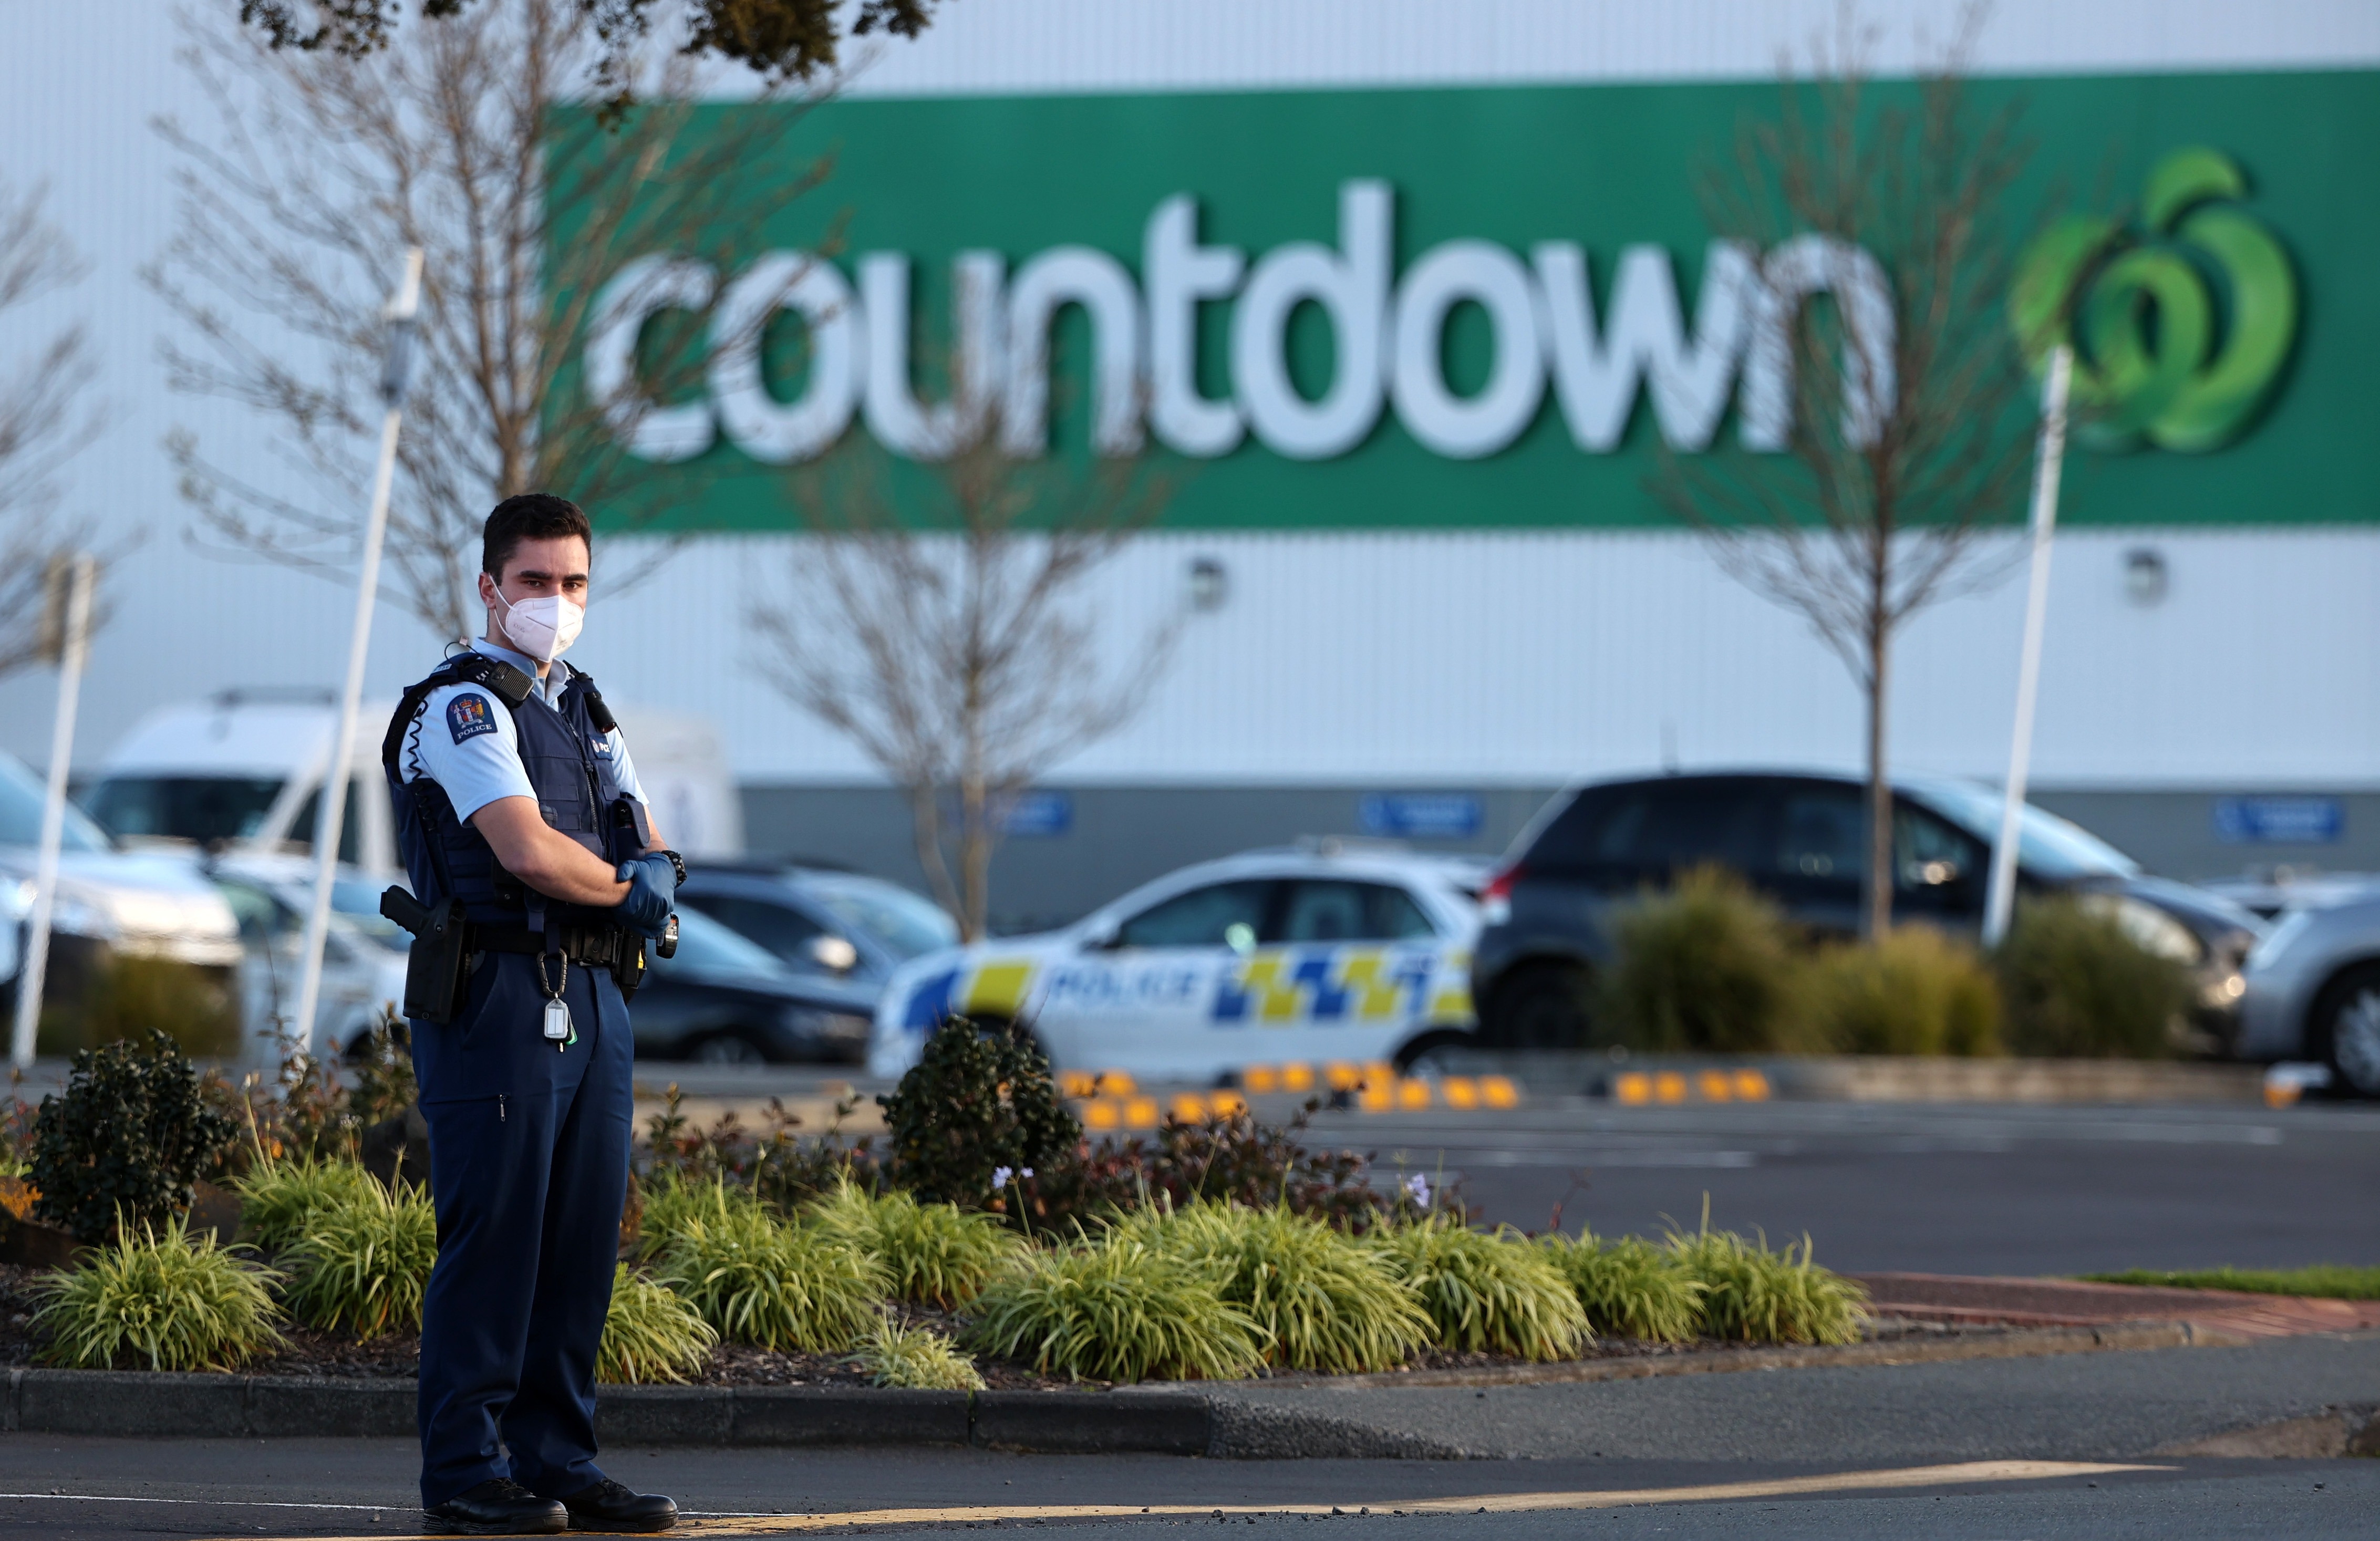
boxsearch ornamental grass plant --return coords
[1600,866,1803,1053]
[279,1175,439,1338]
[1666,1215,1867,1346]
[1801,926,2003,1056]
[596,1264,718,1384]
[234,1156,382,1252]
[851,1319,987,1390]
[1371,1216,1589,1361]
[1537,1232,1706,1343]
[1124,1202,1432,1373]
[33,1216,284,1371]
[634,1173,773,1260]
[649,1202,886,1352]
[966,1236,1268,1383]
[1995,895,2193,1058]
[804,1179,1027,1307]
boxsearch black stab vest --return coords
[382,653,632,928]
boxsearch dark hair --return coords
[482,493,592,577]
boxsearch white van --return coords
[86,688,745,867]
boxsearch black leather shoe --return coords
[560,1478,678,1533]
[425,1478,568,1535]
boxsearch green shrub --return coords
[30,1030,240,1242]
[1995,895,2193,1058]
[1667,1222,1866,1346]
[1371,1216,1589,1361]
[1537,1232,1705,1343]
[649,1203,886,1352]
[804,1180,1026,1307]
[1127,1203,1432,1374]
[32,1216,284,1371]
[967,1237,1268,1383]
[596,1264,718,1384]
[877,1021,1080,1211]
[280,1175,439,1338]
[1601,866,1802,1052]
[38,953,241,1059]
[233,1156,382,1253]
[1803,927,2003,1056]
[851,1319,986,1390]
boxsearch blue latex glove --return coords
[616,854,677,938]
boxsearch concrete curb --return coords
[0,1320,2249,1452]
[0,1371,1260,1455]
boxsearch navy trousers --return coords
[411,948,634,1509]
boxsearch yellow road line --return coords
[175,1459,2165,1538]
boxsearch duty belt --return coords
[474,923,639,968]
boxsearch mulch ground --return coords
[2,1259,2009,1387]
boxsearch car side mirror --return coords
[806,934,860,974]
[1082,918,1121,951]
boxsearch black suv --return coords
[1470,771,2263,1051]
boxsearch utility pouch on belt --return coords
[382,886,471,1025]
[613,934,649,1001]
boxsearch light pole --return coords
[292,248,423,1056]
[1983,345,2074,949]
[8,553,96,1071]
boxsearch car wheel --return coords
[1486,961,1596,1050]
[690,1031,771,1066]
[2313,964,2380,1098]
[1394,1029,1475,1078]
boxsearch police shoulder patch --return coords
[446,692,499,744]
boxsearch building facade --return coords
[2,3,2377,927]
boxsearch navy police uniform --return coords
[384,640,652,1511]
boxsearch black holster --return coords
[383,888,471,1025]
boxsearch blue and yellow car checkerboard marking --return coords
[1213,947,1440,1025]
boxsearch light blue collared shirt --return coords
[397,641,647,825]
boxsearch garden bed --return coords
[1,1252,2008,1390]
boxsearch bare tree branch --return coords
[150,0,826,642]
[0,177,104,677]
[750,399,1183,939]
[1657,2,2039,938]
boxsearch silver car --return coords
[2238,886,2380,1095]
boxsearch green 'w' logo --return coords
[2010,147,2298,453]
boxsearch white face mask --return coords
[493,588,584,663]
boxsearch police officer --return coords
[387,493,680,1534]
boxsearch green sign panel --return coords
[557,69,2380,532]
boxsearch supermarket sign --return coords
[553,70,2379,532]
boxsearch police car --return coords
[868,843,1486,1083]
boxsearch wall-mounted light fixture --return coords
[2123,546,2169,607]
[1187,555,1228,612]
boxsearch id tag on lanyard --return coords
[543,996,573,1043]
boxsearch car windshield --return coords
[87,775,285,846]
[1907,781,2139,881]
[805,876,958,960]
[0,755,110,852]
[651,906,787,977]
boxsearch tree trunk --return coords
[1864,620,1893,942]
[959,775,990,944]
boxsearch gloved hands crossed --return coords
[615,850,681,939]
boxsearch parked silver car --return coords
[2238,884,2380,1095]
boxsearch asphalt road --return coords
[7,1332,2377,1538]
[1309,1098,2380,1275]
[0,1443,2369,1539]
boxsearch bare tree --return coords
[751,407,1182,941]
[149,0,831,641]
[0,179,102,676]
[1659,13,2037,939]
